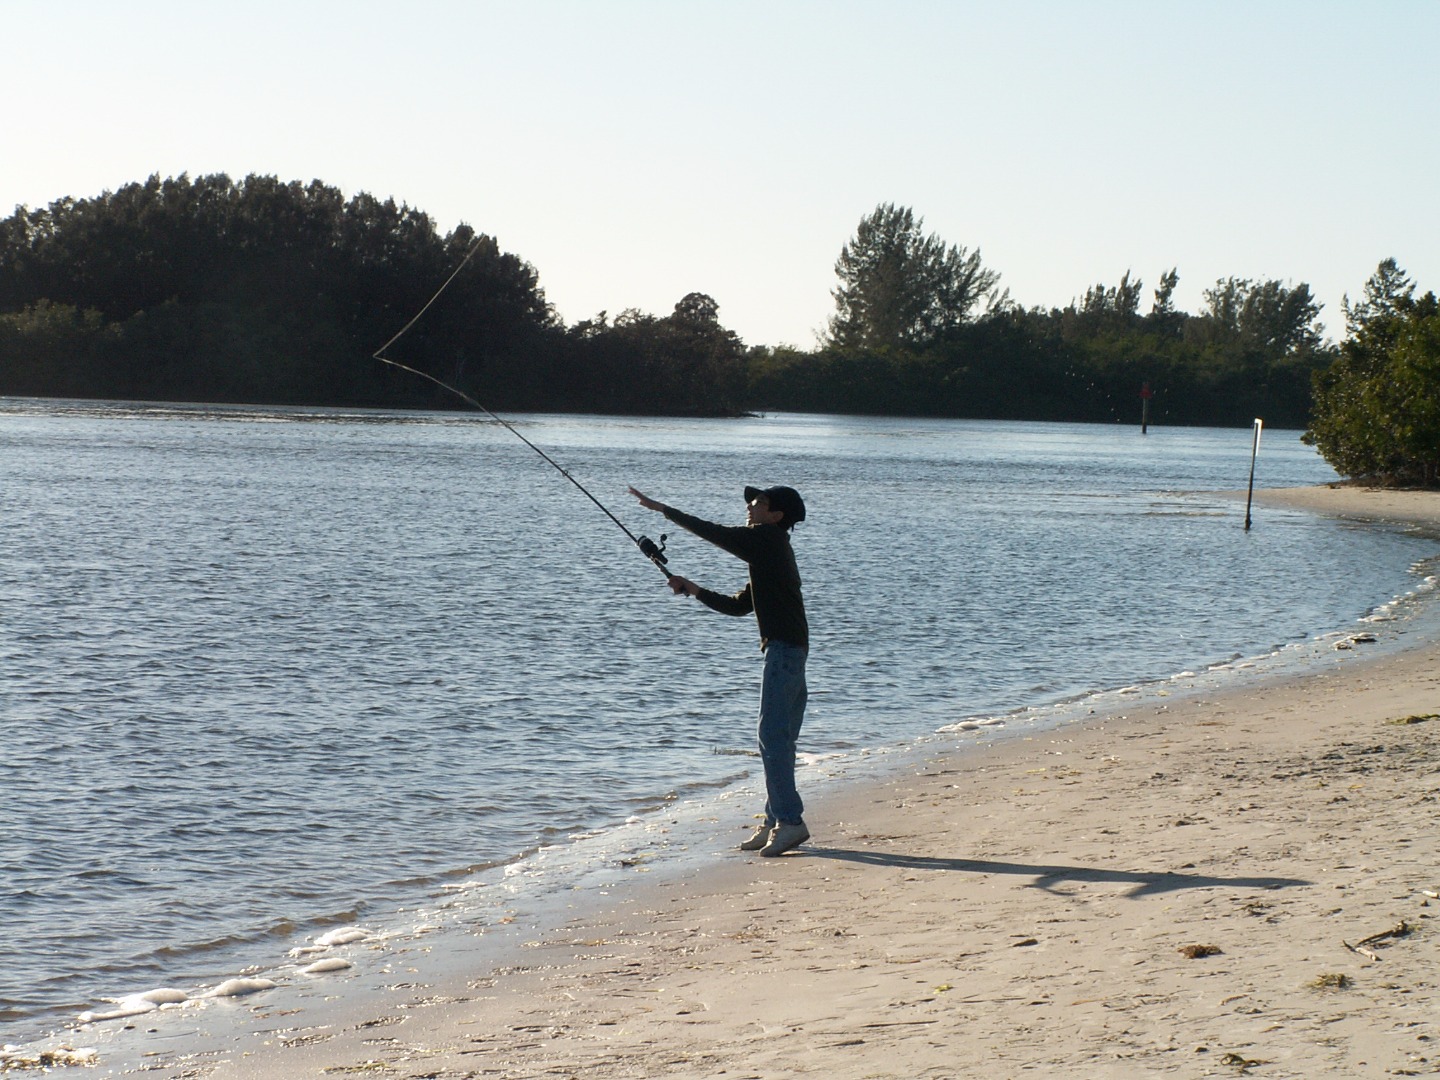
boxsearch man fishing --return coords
[628,484,811,857]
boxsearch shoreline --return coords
[11,485,1440,1078]
[1247,483,1440,533]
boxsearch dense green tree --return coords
[1150,268,1179,316]
[1195,277,1324,356]
[1341,257,1414,330]
[826,204,1001,350]
[556,293,747,415]
[1305,261,1440,486]
[769,247,1332,427]
[1146,268,1182,339]
[0,300,117,397]
[1082,270,1144,321]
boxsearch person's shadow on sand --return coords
[802,847,1309,899]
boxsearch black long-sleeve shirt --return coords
[662,506,809,651]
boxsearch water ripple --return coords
[2,402,1437,1040]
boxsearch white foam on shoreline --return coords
[65,926,379,1045]
[76,987,189,1023]
[200,978,276,999]
[301,958,353,974]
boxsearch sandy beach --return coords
[15,485,1440,1079]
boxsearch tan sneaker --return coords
[739,824,774,851]
[759,822,810,857]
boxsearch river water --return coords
[3,399,1438,1044]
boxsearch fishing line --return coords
[372,238,673,578]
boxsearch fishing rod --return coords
[372,239,673,579]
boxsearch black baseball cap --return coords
[744,485,806,525]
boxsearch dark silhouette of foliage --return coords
[790,206,1332,428]
[0,175,537,409]
[754,263,1330,428]
[0,173,759,416]
[0,184,1364,429]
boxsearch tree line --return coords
[749,203,1331,429]
[0,173,744,415]
[1,180,1434,482]
[1304,260,1439,487]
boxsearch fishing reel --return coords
[637,533,668,570]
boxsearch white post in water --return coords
[1244,418,1264,531]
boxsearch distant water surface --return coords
[2,400,1438,1041]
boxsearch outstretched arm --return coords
[628,487,756,614]
[629,485,758,565]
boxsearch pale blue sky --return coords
[4,1,1436,347]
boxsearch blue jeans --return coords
[758,640,808,826]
